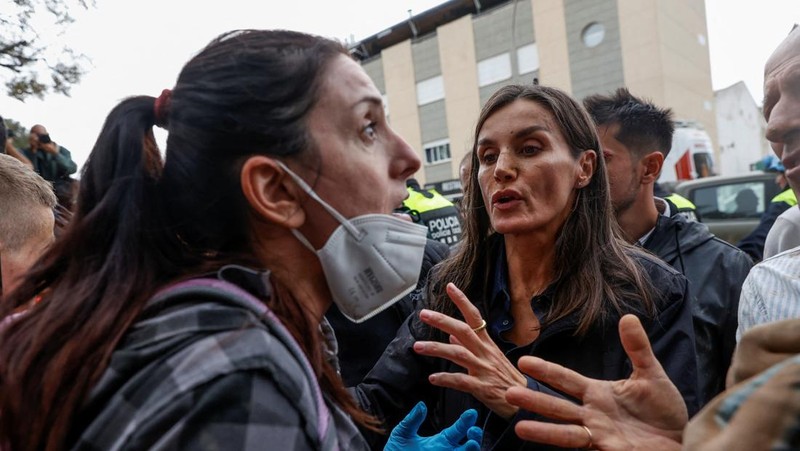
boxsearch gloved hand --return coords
[385,401,483,450]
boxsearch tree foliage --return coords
[1,0,91,101]
[4,117,30,149]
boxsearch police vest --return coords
[402,187,463,246]
[664,193,700,222]
[771,188,798,207]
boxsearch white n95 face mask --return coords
[278,162,428,323]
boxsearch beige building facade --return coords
[353,0,717,188]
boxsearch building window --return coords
[424,140,451,165]
[416,75,445,106]
[477,53,511,87]
[517,43,539,74]
[581,22,605,48]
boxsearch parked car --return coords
[674,171,784,244]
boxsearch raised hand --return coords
[505,314,686,450]
[413,283,527,419]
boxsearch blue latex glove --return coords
[385,401,483,450]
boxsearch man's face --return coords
[597,123,642,215]
[764,30,800,191]
[28,125,46,149]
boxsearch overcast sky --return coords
[2,0,798,169]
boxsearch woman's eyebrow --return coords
[478,125,549,147]
[514,125,549,139]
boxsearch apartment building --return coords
[351,0,716,190]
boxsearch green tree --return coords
[4,117,29,149]
[1,0,91,101]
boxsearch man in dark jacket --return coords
[737,158,796,262]
[585,88,752,407]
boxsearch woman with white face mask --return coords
[0,30,481,451]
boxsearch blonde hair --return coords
[0,154,56,251]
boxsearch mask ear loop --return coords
[276,161,365,244]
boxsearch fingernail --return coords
[414,342,427,351]
[420,310,432,320]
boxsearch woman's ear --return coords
[575,149,597,187]
[240,156,306,229]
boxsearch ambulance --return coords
[659,120,716,183]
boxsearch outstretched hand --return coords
[727,318,800,387]
[505,314,686,450]
[385,401,483,451]
[412,283,527,419]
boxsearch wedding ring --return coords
[581,425,593,449]
[471,319,487,333]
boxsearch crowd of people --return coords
[0,23,798,451]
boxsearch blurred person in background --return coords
[21,124,78,209]
[737,154,796,262]
[397,178,463,247]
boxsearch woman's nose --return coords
[493,152,516,181]
[391,130,422,180]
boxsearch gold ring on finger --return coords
[471,319,487,333]
[581,425,593,449]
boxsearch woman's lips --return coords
[491,190,523,210]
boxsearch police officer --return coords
[664,192,701,222]
[737,157,796,262]
[398,178,463,246]
[654,183,701,222]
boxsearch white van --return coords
[659,120,716,183]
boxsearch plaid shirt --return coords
[71,269,368,451]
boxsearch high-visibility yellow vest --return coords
[401,187,462,246]
[665,193,697,211]
[403,187,455,212]
[771,188,798,206]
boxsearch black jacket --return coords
[327,239,449,386]
[737,189,794,262]
[643,212,752,405]
[353,239,698,450]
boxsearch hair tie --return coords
[154,89,172,128]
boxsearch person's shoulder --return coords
[703,235,753,264]
[629,247,687,298]
[664,214,749,259]
[628,246,682,278]
[758,246,800,272]
[776,206,800,225]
